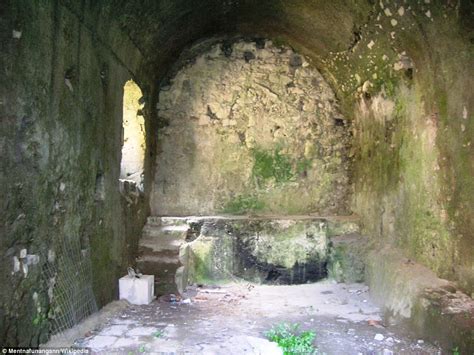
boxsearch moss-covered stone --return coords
[327,234,366,283]
[223,194,265,215]
[252,147,294,184]
[187,233,234,285]
[183,217,330,285]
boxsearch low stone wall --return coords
[365,247,474,353]
[168,216,361,287]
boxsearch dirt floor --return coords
[47,281,442,354]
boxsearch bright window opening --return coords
[120,80,145,189]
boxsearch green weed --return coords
[266,322,317,354]
[153,330,164,338]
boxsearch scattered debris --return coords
[374,333,385,341]
[368,319,385,328]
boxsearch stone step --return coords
[137,244,182,272]
[160,217,189,226]
[155,282,178,296]
[146,216,189,227]
[146,216,163,226]
[136,257,179,296]
[137,253,180,265]
[139,233,187,252]
[138,219,190,296]
[142,225,188,237]
[136,259,180,279]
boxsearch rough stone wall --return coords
[1,0,472,350]
[0,1,149,346]
[179,217,331,285]
[234,0,474,296]
[152,39,352,216]
[0,0,237,346]
[344,3,474,296]
[231,2,473,350]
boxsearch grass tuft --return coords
[266,322,317,354]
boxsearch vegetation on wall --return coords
[223,194,265,214]
[252,147,294,184]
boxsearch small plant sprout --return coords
[153,330,164,338]
[266,322,317,354]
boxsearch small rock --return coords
[417,339,424,344]
[12,30,22,39]
[85,335,118,349]
[243,51,255,63]
[48,250,56,263]
[367,40,375,49]
[391,19,398,26]
[374,333,385,341]
[198,115,211,126]
[289,54,303,67]
[12,257,20,273]
[20,249,27,258]
[26,254,40,265]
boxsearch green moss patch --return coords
[252,147,294,184]
[223,194,265,214]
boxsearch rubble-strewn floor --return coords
[67,281,441,354]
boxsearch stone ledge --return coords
[366,247,474,352]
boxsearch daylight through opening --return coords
[120,80,145,188]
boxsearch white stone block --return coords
[119,275,154,305]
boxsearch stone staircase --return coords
[136,217,189,296]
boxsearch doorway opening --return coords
[120,80,145,190]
